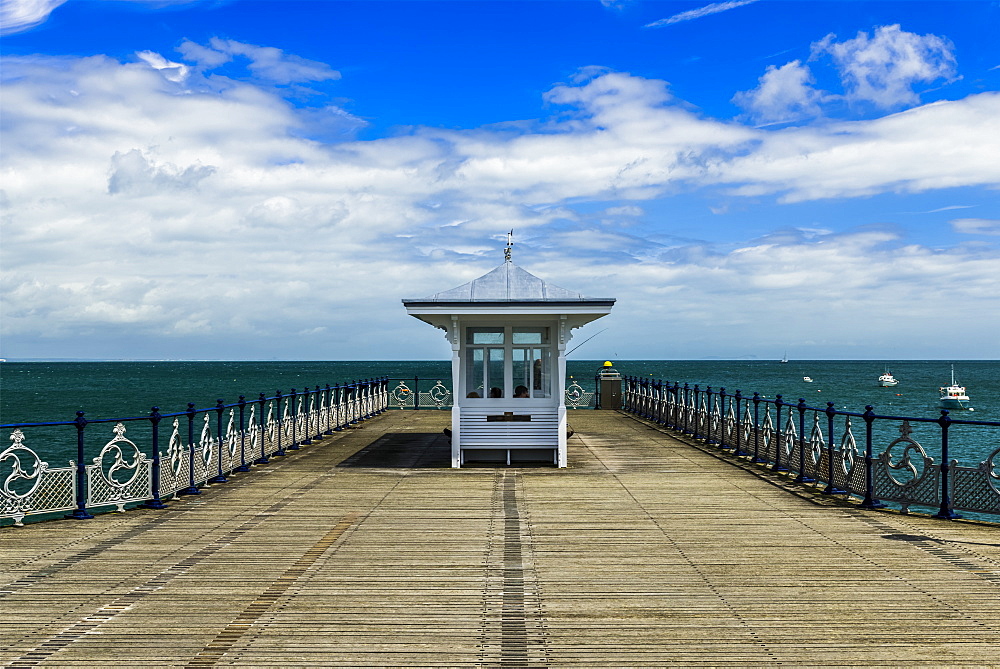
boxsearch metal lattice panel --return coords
[86,423,152,511]
[2,430,76,524]
[951,445,1000,514]
[874,422,940,512]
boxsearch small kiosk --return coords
[403,244,614,467]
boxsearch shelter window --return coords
[468,327,504,345]
[466,328,506,398]
[513,327,551,398]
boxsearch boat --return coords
[878,370,898,387]
[939,366,972,410]
[803,376,813,383]
[780,352,788,364]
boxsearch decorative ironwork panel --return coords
[564,381,594,409]
[420,381,452,409]
[281,403,293,449]
[708,398,721,443]
[782,412,798,465]
[951,445,1000,514]
[697,395,709,437]
[264,403,278,456]
[760,407,776,463]
[86,423,152,511]
[831,418,862,495]
[158,419,186,496]
[741,406,754,452]
[220,409,238,472]
[390,381,413,409]
[874,421,940,512]
[193,414,214,485]
[806,414,825,480]
[722,402,736,448]
[2,429,77,525]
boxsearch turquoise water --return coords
[2,359,998,469]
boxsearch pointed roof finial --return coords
[504,229,513,263]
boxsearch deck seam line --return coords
[185,512,361,667]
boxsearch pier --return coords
[2,410,998,666]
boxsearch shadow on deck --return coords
[337,431,452,468]
[337,430,560,468]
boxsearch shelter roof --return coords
[402,261,614,306]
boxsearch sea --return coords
[2,359,999,473]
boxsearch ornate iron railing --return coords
[622,376,1000,521]
[384,377,598,409]
[386,378,453,409]
[2,378,389,526]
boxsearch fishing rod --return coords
[566,328,608,356]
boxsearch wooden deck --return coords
[2,409,999,667]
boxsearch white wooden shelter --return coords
[403,254,614,467]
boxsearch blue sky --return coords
[1,0,998,361]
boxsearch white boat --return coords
[780,352,788,364]
[878,371,898,387]
[939,366,972,410]
[803,376,813,383]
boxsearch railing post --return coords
[751,393,763,462]
[859,405,885,509]
[704,386,714,444]
[256,393,269,464]
[655,380,664,425]
[333,384,343,431]
[413,376,420,411]
[769,395,784,471]
[347,381,357,424]
[179,403,201,495]
[933,410,960,520]
[362,379,372,419]
[681,383,690,434]
[65,411,95,519]
[288,389,300,450]
[309,385,320,440]
[693,385,702,439]
[822,402,845,495]
[794,398,814,483]
[275,390,286,456]
[733,391,744,456]
[236,396,250,472]
[324,385,333,434]
[316,385,324,437]
[141,407,168,509]
[664,381,673,428]
[210,399,228,483]
[718,387,727,448]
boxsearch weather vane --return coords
[504,229,513,262]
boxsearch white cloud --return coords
[645,0,758,28]
[951,218,1000,236]
[136,50,190,83]
[200,38,341,84]
[603,205,644,217]
[716,93,1000,202]
[107,149,216,196]
[733,60,826,124]
[1,50,998,359]
[812,24,957,109]
[0,0,67,35]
